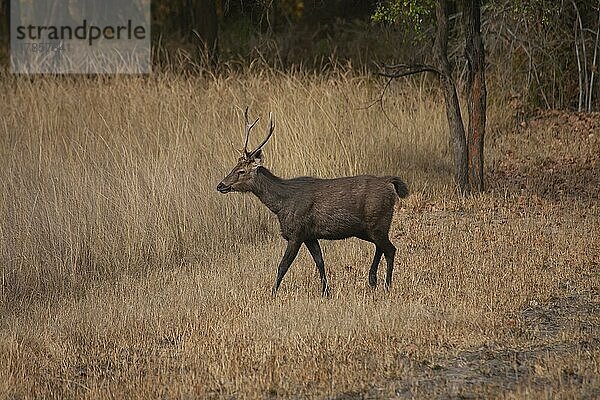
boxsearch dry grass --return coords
[0,72,598,399]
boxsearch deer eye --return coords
[237,169,245,175]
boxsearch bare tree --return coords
[380,0,487,193]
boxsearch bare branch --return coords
[358,62,444,128]
[357,75,399,129]
[572,0,589,111]
[588,0,600,112]
[379,63,443,79]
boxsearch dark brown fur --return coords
[217,152,408,295]
[217,109,408,295]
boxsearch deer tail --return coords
[391,177,409,199]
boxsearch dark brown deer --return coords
[217,108,409,295]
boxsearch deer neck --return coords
[251,167,288,214]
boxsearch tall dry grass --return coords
[0,72,448,306]
[0,71,598,398]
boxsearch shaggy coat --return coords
[217,108,408,295]
[218,156,408,295]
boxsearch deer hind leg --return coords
[368,246,383,288]
[369,231,396,290]
[380,238,396,290]
[272,240,301,295]
[305,240,329,296]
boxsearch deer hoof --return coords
[369,276,377,288]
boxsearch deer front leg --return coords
[272,240,302,295]
[305,240,329,296]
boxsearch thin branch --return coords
[379,63,443,78]
[588,0,600,112]
[504,26,551,108]
[358,75,398,129]
[574,16,584,112]
[360,62,443,128]
[360,74,393,110]
[572,0,588,111]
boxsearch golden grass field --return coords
[0,71,598,399]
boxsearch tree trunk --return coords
[464,0,486,192]
[433,0,469,193]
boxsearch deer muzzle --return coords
[217,182,232,193]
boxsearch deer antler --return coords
[243,106,259,157]
[248,112,274,158]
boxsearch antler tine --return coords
[249,112,274,157]
[243,106,259,156]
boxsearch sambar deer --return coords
[217,108,409,295]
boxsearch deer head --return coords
[217,107,274,194]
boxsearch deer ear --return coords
[251,150,263,169]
